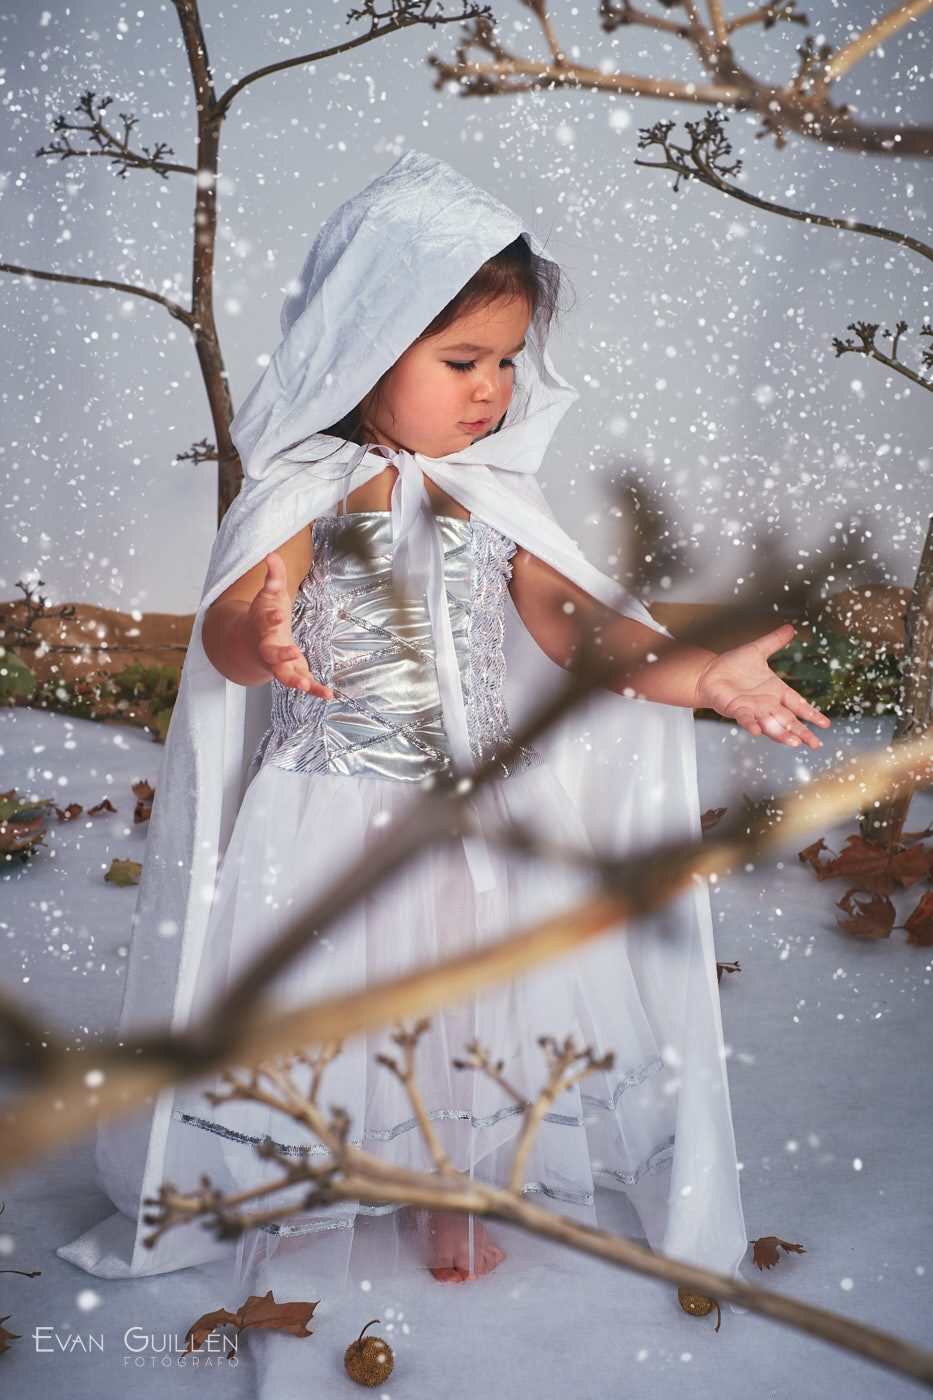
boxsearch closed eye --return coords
[445,358,518,373]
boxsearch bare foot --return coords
[420,1209,506,1283]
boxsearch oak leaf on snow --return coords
[184,1289,319,1355]
[798,834,930,896]
[902,890,933,947]
[835,888,897,940]
[752,1235,807,1270]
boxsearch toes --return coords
[426,1218,505,1281]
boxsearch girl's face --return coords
[360,293,533,459]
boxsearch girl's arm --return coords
[201,525,332,698]
[508,547,831,749]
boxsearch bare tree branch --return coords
[213,0,493,120]
[4,570,931,1375]
[632,111,933,393]
[598,1,688,36]
[861,514,933,843]
[8,0,496,525]
[831,320,933,392]
[0,262,194,328]
[679,0,729,70]
[634,112,933,265]
[138,1030,933,1386]
[428,2,933,155]
[3,723,930,1173]
[824,0,933,84]
[35,91,194,179]
[727,0,809,35]
[706,0,731,46]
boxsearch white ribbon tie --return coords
[340,441,498,896]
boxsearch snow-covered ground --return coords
[1,706,931,1399]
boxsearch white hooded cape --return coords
[58,149,748,1289]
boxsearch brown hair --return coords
[272,234,569,474]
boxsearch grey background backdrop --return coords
[1,0,930,614]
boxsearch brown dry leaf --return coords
[0,815,46,854]
[54,802,84,822]
[799,834,930,896]
[132,779,154,824]
[716,960,742,984]
[798,837,831,874]
[104,858,142,887]
[902,891,933,948]
[701,806,727,832]
[883,842,932,891]
[184,1289,318,1355]
[836,888,896,940]
[0,1315,22,1355]
[752,1235,807,1270]
[87,798,117,816]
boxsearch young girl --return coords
[58,150,829,1296]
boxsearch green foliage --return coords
[694,626,903,722]
[0,791,54,823]
[24,661,180,740]
[29,674,97,720]
[0,646,37,703]
[108,660,180,727]
[766,627,902,717]
[0,789,55,868]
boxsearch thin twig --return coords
[0,263,194,327]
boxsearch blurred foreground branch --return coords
[0,532,893,1149]
[2,726,930,1168]
[3,547,933,1379]
[137,1017,933,1385]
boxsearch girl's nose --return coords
[474,369,507,398]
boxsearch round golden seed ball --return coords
[344,1319,395,1388]
[677,1287,722,1331]
[677,1287,715,1316]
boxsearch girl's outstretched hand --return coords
[247,552,333,699]
[693,622,831,749]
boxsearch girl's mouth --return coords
[460,418,491,432]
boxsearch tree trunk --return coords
[176,0,241,525]
[859,513,933,847]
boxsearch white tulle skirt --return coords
[154,752,682,1291]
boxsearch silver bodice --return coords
[251,511,539,782]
